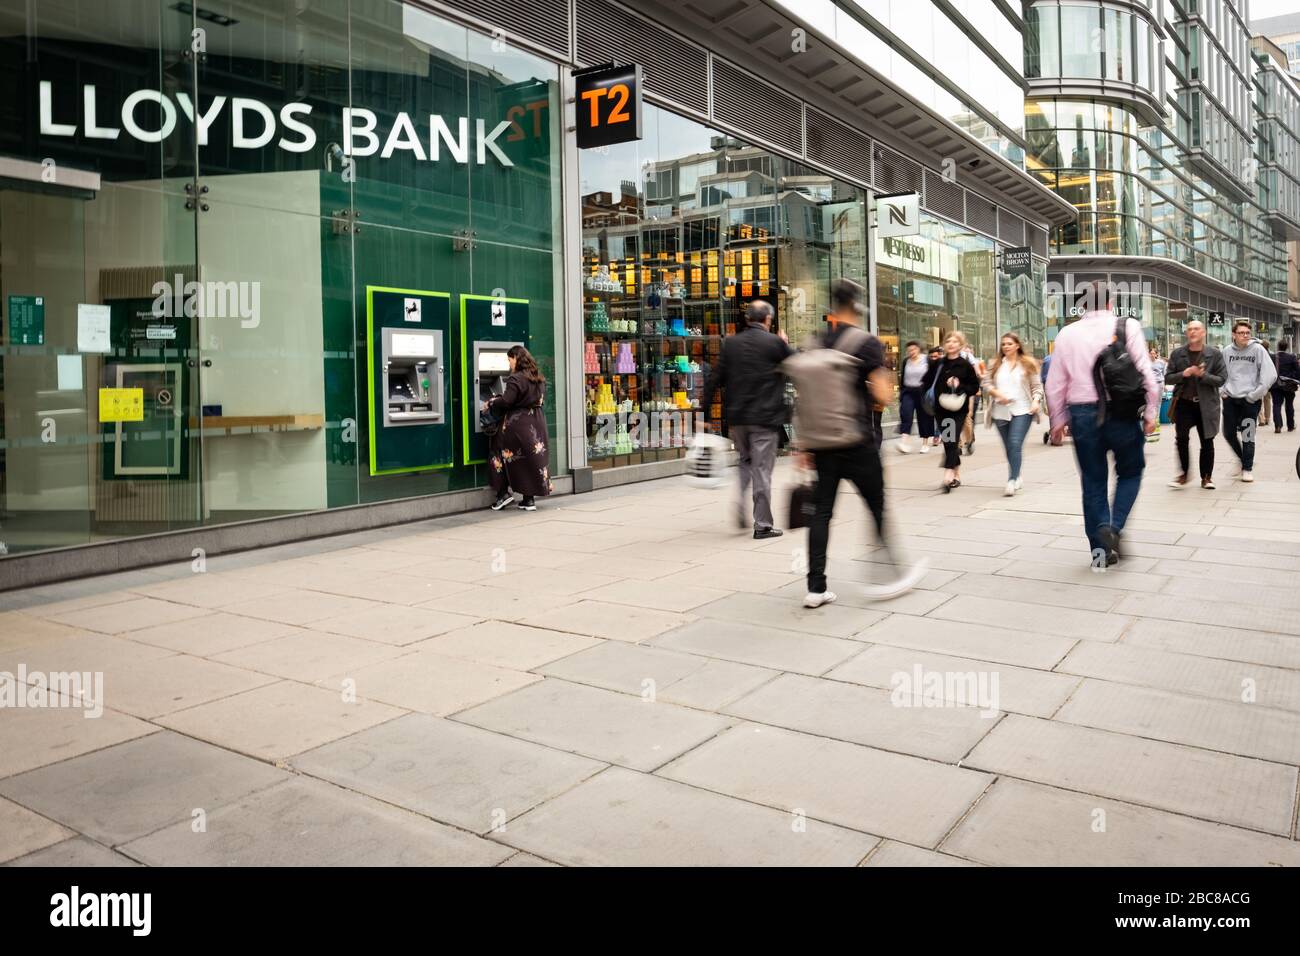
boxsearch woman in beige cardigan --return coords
[983,333,1044,497]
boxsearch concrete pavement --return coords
[2,419,1300,866]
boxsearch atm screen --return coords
[391,333,437,358]
[479,351,511,373]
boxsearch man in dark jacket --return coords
[703,300,792,539]
[1165,319,1227,490]
[1272,339,1299,433]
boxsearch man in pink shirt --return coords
[1046,280,1160,566]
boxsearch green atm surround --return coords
[460,294,531,465]
[365,286,453,477]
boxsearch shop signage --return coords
[36,82,516,167]
[882,237,926,263]
[876,192,920,238]
[574,64,643,149]
[1209,311,1225,327]
[1002,246,1032,278]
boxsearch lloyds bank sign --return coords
[35,81,519,167]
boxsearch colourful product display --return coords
[615,342,636,373]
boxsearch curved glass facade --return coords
[1026,2,1158,93]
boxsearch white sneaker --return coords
[1003,480,1016,497]
[803,591,837,609]
[1241,470,1254,483]
[896,439,911,454]
[919,443,930,454]
[1014,477,1023,490]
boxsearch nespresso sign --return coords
[574,63,643,149]
[883,237,926,263]
[35,82,517,166]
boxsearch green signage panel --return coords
[367,286,454,476]
[460,294,530,465]
[8,295,44,345]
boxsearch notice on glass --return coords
[56,354,83,391]
[98,388,144,423]
[8,295,45,345]
[77,304,112,353]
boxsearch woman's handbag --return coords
[479,405,502,436]
[788,477,817,530]
[938,391,965,412]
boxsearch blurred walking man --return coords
[1045,280,1160,566]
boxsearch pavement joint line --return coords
[933,773,1001,856]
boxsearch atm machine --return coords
[382,327,445,427]
[472,339,522,429]
[366,287,453,476]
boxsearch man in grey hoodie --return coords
[1220,320,1277,483]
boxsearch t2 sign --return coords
[575,64,642,149]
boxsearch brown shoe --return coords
[1167,474,1188,488]
[1201,476,1216,490]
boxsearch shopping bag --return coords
[788,478,817,530]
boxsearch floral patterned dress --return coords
[486,373,553,498]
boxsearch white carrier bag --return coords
[684,432,733,489]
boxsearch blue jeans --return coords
[898,386,934,439]
[993,413,1031,480]
[1067,403,1146,554]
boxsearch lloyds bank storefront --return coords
[0,0,1069,586]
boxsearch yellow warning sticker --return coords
[98,388,144,422]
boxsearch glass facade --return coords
[0,0,563,554]
[580,104,872,466]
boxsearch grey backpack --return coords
[781,326,870,450]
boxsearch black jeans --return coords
[937,405,969,469]
[1221,396,1261,471]
[1273,390,1296,430]
[1174,399,1213,479]
[807,443,886,593]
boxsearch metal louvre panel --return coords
[923,170,964,222]
[439,0,571,60]
[872,145,923,195]
[965,191,998,236]
[1157,278,1167,297]
[711,59,802,154]
[576,0,708,112]
[998,208,1025,246]
[804,109,872,185]
[1028,224,1048,258]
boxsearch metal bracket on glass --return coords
[453,230,477,252]
[330,210,361,235]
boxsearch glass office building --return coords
[1025,0,1292,352]
[1,0,1070,579]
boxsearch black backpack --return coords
[1092,317,1147,422]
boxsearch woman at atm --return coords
[484,345,553,512]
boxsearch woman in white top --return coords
[896,341,934,453]
[983,333,1044,497]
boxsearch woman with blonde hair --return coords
[950,327,985,455]
[921,332,982,492]
[983,332,1043,497]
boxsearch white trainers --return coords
[919,443,930,454]
[1241,470,1254,483]
[1014,477,1023,491]
[1003,480,1016,497]
[803,591,837,609]
[896,439,911,454]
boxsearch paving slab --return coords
[291,713,604,833]
[42,597,210,634]
[327,649,540,716]
[648,619,863,675]
[1115,593,1300,638]
[123,612,301,656]
[453,678,731,772]
[942,778,1300,867]
[497,766,875,866]
[862,841,982,867]
[221,589,387,626]
[1122,617,1300,670]
[6,838,140,867]
[416,587,578,623]
[723,672,996,762]
[0,796,73,863]
[964,715,1297,835]
[157,681,406,762]
[128,574,289,609]
[211,630,407,683]
[928,594,1129,641]
[310,603,483,644]
[689,592,885,638]
[0,613,96,652]
[1057,641,1300,712]
[88,654,280,720]
[518,600,692,643]
[0,732,289,846]
[658,723,991,848]
[1054,679,1300,765]
[854,615,1075,669]
[0,694,159,779]
[120,778,512,866]
[537,641,777,711]
[827,645,1079,718]
[412,621,600,670]
[577,579,731,613]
